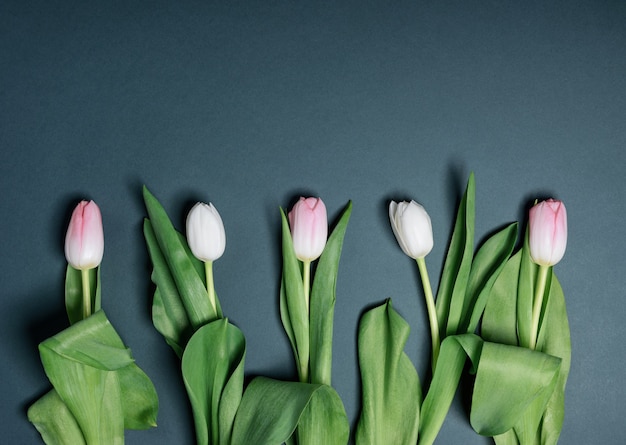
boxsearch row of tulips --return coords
[29,173,569,445]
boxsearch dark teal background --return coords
[2,1,625,443]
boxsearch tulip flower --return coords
[288,197,328,321]
[288,197,328,263]
[186,202,226,262]
[528,199,567,267]
[64,200,104,319]
[64,200,104,270]
[389,200,434,260]
[389,200,439,369]
[527,199,567,350]
[186,202,226,314]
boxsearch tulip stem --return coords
[81,268,91,319]
[529,265,550,350]
[416,257,440,372]
[301,260,311,383]
[303,260,311,315]
[205,261,217,316]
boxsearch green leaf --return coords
[28,389,86,445]
[65,266,100,325]
[118,363,159,430]
[419,333,483,445]
[536,274,571,445]
[482,245,571,444]
[144,218,193,356]
[38,311,130,445]
[143,185,219,328]
[181,318,245,445]
[40,311,133,371]
[470,342,561,437]
[279,208,309,381]
[355,300,420,445]
[436,173,475,336]
[516,229,534,349]
[309,201,352,385]
[231,377,349,445]
[481,250,521,346]
[493,429,520,445]
[463,222,518,333]
[35,310,158,443]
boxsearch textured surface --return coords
[2,1,625,443]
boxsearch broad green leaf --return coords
[483,245,571,444]
[36,311,159,443]
[144,218,193,356]
[470,342,561,437]
[309,201,352,385]
[482,250,521,346]
[536,273,571,445]
[231,377,348,445]
[118,363,159,430]
[516,229,534,349]
[40,311,133,371]
[463,222,518,333]
[296,387,350,445]
[40,351,125,444]
[143,186,219,328]
[181,319,245,445]
[419,333,483,445]
[65,266,100,325]
[28,389,86,445]
[279,208,309,382]
[355,300,420,445]
[217,347,245,445]
[493,429,520,445]
[436,173,475,336]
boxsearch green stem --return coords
[416,257,440,372]
[529,265,550,350]
[81,268,91,319]
[300,260,311,383]
[303,260,311,315]
[205,261,217,316]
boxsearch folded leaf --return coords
[231,377,348,445]
[36,310,158,444]
[469,342,561,437]
[118,363,159,430]
[355,300,420,445]
[419,334,483,445]
[39,350,125,445]
[40,310,133,371]
[181,319,245,445]
[28,389,86,445]
[483,241,571,444]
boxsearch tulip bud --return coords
[389,200,434,259]
[528,199,567,266]
[288,197,328,262]
[64,200,104,270]
[186,202,226,262]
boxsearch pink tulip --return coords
[64,200,104,270]
[288,197,328,262]
[528,199,567,266]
